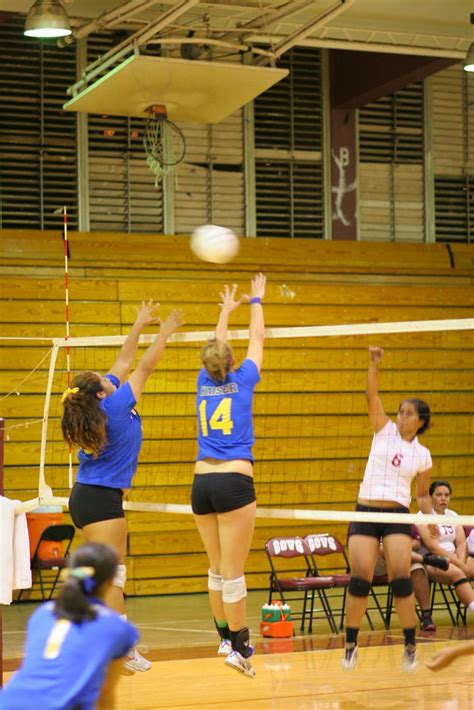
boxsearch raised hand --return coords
[250,272,266,301]
[134,300,161,329]
[368,346,384,363]
[160,309,184,338]
[219,284,248,313]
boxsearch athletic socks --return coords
[403,627,416,648]
[214,618,230,640]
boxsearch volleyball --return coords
[190,224,239,264]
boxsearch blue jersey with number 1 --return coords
[196,359,260,463]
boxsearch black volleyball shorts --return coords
[191,472,256,515]
[68,482,125,529]
[348,503,412,539]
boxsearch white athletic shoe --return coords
[401,645,418,673]
[341,644,358,670]
[217,639,233,656]
[123,646,152,673]
[224,650,256,678]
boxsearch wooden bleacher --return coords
[1,229,473,598]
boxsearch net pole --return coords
[63,207,74,489]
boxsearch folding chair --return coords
[304,533,355,630]
[308,532,392,631]
[265,536,339,633]
[19,524,75,602]
[430,580,467,627]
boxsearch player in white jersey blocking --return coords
[412,480,474,625]
[343,347,434,672]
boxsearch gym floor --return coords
[2,591,474,709]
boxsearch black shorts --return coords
[348,503,412,540]
[69,482,124,529]
[191,472,256,515]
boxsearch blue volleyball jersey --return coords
[196,359,260,463]
[76,374,142,489]
[0,601,138,710]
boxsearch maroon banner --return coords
[330,108,357,240]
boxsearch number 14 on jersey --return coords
[199,398,233,436]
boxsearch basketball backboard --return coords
[63,55,289,123]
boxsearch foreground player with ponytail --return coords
[343,346,433,672]
[0,544,137,710]
[61,302,183,672]
[192,274,266,679]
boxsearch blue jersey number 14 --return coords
[199,398,233,436]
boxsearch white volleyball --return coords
[190,224,239,264]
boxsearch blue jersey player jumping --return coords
[61,303,183,673]
[192,273,266,679]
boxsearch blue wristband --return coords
[250,297,262,305]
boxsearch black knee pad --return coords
[391,576,412,598]
[453,577,469,589]
[348,576,371,597]
[229,627,252,658]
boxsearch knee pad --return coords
[391,576,412,598]
[112,564,127,589]
[208,569,223,592]
[453,577,469,589]
[348,576,371,597]
[222,575,247,603]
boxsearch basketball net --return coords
[143,105,186,186]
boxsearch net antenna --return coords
[143,104,186,186]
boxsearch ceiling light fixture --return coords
[24,0,71,39]
[464,42,474,72]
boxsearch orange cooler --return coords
[26,506,64,560]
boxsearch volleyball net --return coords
[3,316,473,526]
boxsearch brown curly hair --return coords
[200,338,233,383]
[61,371,107,457]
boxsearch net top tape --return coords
[49,317,474,348]
[34,496,474,526]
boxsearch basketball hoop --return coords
[143,104,186,185]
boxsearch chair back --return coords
[305,534,344,556]
[304,534,349,575]
[265,536,310,559]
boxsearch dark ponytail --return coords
[54,543,118,623]
[61,371,107,456]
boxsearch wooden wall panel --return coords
[1,228,473,597]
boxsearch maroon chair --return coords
[265,536,338,633]
[304,533,355,630]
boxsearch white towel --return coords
[0,496,32,604]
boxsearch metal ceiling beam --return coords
[254,0,355,65]
[67,0,201,96]
[251,34,467,59]
[60,0,163,46]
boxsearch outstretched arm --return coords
[128,309,184,400]
[215,283,248,341]
[426,641,474,671]
[366,347,390,433]
[246,273,266,373]
[108,300,161,383]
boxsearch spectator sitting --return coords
[413,480,474,630]
[465,526,474,579]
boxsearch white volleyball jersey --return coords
[418,508,458,555]
[467,529,474,556]
[358,419,432,507]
